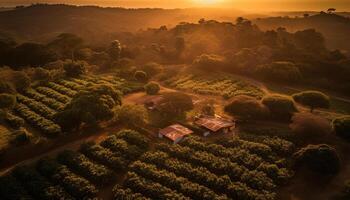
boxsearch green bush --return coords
[224,95,269,120]
[134,70,148,82]
[262,94,297,120]
[293,144,340,175]
[192,54,226,71]
[292,91,330,112]
[333,116,350,141]
[257,61,302,83]
[290,113,332,142]
[144,82,160,95]
[63,60,86,77]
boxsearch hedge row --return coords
[130,160,228,200]
[46,82,77,97]
[25,89,65,111]
[36,86,70,104]
[56,80,83,91]
[36,158,98,199]
[17,94,56,119]
[140,151,272,200]
[157,143,275,191]
[4,112,24,129]
[15,103,61,137]
[57,150,116,186]
[124,172,190,200]
[113,185,150,200]
[80,142,128,171]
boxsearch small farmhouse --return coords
[195,115,235,136]
[158,124,193,144]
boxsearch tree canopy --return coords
[54,84,122,131]
[292,91,330,112]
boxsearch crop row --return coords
[36,86,71,104]
[80,142,128,171]
[130,160,228,200]
[124,172,190,200]
[113,185,150,200]
[17,94,56,119]
[14,103,61,137]
[56,80,84,91]
[57,150,116,186]
[140,151,272,200]
[46,82,77,97]
[37,158,98,199]
[24,89,65,111]
[157,143,275,191]
[182,137,291,184]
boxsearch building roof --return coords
[195,116,235,132]
[159,124,193,142]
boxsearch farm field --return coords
[0,128,295,200]
[164,72,265,99]
[2,75,143,140]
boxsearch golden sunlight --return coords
[193,0,222,6]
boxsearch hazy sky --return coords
[0,0,349,11]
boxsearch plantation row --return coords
[114,136,294,200]
[181,137,291,184]
[14,103,61,137]
[165,74,264,99]
[6,75,142,138]
[0,130,150,200]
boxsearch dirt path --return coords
[0,125,122,175]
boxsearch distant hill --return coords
[0,4,246,45]
[254,12,350,53]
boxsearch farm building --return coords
[194,115,235,136]
[158,124,193,144]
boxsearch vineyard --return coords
[3,76,143,138]
[0,129,295,200]
[164,73,265,99]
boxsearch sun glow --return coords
[193,0,222,5]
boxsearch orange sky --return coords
[1,0,349,11]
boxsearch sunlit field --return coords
[0,1,350,200]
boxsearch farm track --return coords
[0,125,122,175]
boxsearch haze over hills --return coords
[255,12,350,53]
[0,4,349,53]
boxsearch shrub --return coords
[262,94,297,120]
[290,113,332,142]
[292,91,330,112]
[134,70,148,82]
[0,80,14,94]
[63,60,86,77]
[293,144,340,175]
[257,61,302,83]
[192,54,226,71]
[144,82,160,95]
[333,116,350,141]
[114,105,147,127]
[32,67,51,82]
[224,95,269,120]
[12,72,31,92]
